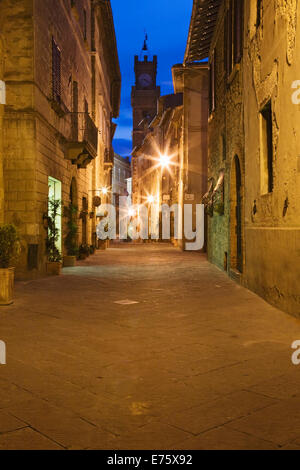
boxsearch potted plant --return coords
[46,199,62,275]
[63,203,78,267]
[78,244,90,260]
[0,224,19,305]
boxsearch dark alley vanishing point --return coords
[0,244,300,450]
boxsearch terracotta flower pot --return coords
[0,267,15,306]
[63,256,76,267]
[46,262,62,276]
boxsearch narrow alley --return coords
[0,244,299,450]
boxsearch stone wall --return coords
[0,0,118,278]
[207,1,245,273]
[206,0,300,316]
[0,33,5,224]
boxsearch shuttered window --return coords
[225,0,244,78]
[225,1,233,77]
[234,0,244,63]
[52,38,61,103]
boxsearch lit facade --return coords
[0,0,120,278]
[186,0,300,316]
[132,64,209,250]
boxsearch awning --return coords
[184,0,222,64]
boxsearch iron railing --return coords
[69,112,98,155]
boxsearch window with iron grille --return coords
[52,38,61,103]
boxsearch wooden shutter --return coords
[234,0,244,64]
[226,2,233,77]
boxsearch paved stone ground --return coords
[0,243,300,450]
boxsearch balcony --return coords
[104,147,114,168]
[65,113,98,168]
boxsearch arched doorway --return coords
[230,155,243,273]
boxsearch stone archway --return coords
[230,155,243,273]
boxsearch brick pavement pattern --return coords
[0,244,300,450]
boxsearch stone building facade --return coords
[112,154,131,201]
[0,0,120,278]
[186,0,300,316]
[0,33,4,225]
[172,64,209,250]
[131,63,208,250]
[243,0,300,315]
[112,153,131,235]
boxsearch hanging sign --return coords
[0,81,6,105]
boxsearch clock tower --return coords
[131,37,160,150]
[131,35,160,200]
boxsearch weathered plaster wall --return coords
[244,0,300,316]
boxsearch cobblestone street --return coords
[0,244,300,450]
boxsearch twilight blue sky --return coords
[110,0,193,157]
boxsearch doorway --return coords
[48,176,62,254]
[82,196,88,245]
[230,155,243,273]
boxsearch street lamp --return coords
[159,153,171,169]
[128,208,135,217]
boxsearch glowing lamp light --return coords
[101,187,108,195]
[147,195,155,204]
[159,154,170,169]
[128,208,135,217]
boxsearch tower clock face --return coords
[138,73,152,88]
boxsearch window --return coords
[256,0,262,28]
[52,38,61,103]
[209,49,216,115]
[225,1,233,77]
[48,176,62,253]
[234,0,244,63]
[260,101,273,194]
[225,0,244,78]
